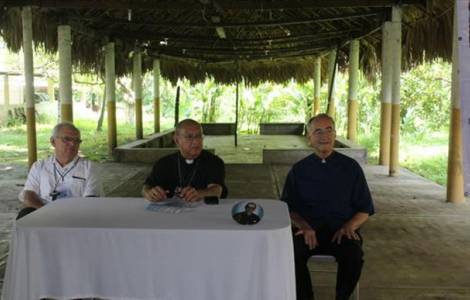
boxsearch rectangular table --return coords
[2,197,295,300]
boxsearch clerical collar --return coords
[313,151,335,163]
[185,159,194,164]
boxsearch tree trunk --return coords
[117,78,134,124]
[208,95,217,123]
[201,96,208,122]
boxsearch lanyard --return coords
[53,157,80,190]
[176,154,199,188]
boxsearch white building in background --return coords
[0,41,55,126]
[0,72,51,126]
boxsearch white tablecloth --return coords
[2,197,295,300]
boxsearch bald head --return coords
[174,119,204,159]
[175,119,203,135]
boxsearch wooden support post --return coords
[347,39,359,143]
[22,6,37,167]
[175,86,180,127]
[153,59,161,133]
[47,77,54,102]
[3,74,9,107]
[326,49,337,119]
[235,81,239,147]
[379,22,393,166]
[58,25,73,122]
[105,42,117,158]
[389,6,402,177]
[447,3,464,203]
[133,49,143,139]
[313,57,321,116]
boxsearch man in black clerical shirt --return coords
[143,119,227,202]
[281,113,374,300]
[233,202,261,225]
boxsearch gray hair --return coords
[175,118,203,135]
[50,122,80,140]
[306,113,335,134]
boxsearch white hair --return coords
[50,122,80,140]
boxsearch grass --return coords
[1,118,450,186]
[400,131,448,186]
[0,119,158,163]
[359,130,448,186]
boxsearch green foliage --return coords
[240,82,274,133]
[355,74,381,138]
[5,108,26,127]
[36,111,57,124]
[358,134,380,163]
[358,130,449,185]
[0,56,452,186]
[0,120,155,163]
[400,62,451,135]
[180,78,226,123]
[401,155,447,186]
[400,131,449,186]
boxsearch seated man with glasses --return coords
[17,122,101,219]
[143,118,227,203]
[281,113,374,300]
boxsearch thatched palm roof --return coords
[0,0,453,84]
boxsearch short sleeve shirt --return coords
[281,151,374,230]
[144,150,228,198]
[21,155,101,204]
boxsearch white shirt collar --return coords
[52,155,80,170]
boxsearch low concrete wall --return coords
[201,123,236,135]
[113,128,216,162]
[113,147,216,163]
[262,137,367,164]
[115,129,175,149]
[114,148,180,163]
[113,129,175,162]
[144,130,175,148]
[259,123,305,135]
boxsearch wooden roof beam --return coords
[104,29,361,45]
[146,33,356,52]
[74,11,384,29]
[154,47,328,64]
[149,44,328,58]
[4,0,426,9]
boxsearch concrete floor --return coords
[1,135,469,299]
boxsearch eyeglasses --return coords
[312,128,335,137]
[180,134,204,141]
[56,136,82,144]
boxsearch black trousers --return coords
[16,207,37,220]
[293,226,364,300]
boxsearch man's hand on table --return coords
[143,186,169,202]
[178,186,203,202]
